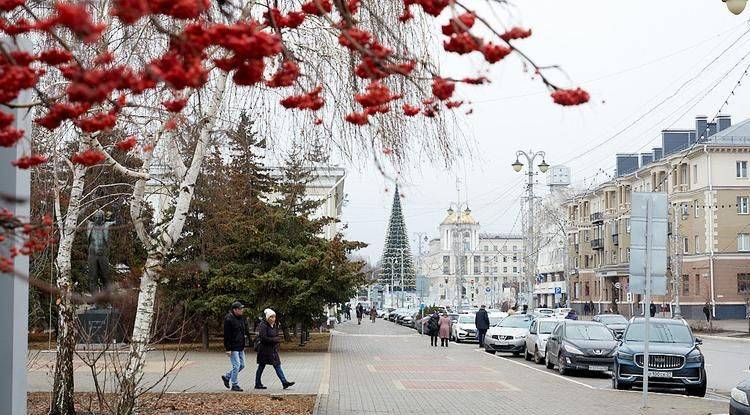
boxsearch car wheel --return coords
[612,365,631,390]
[557,353,568,375]
[524,347,532,361]
[533,346,543,365]
[686,369,707,397]
[545,352,554,369]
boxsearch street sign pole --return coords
[642,198,652,409]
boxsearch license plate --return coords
[588,365,608,372]
[497,341,508,345]
[648,371,673,378]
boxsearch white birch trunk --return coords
[50,164,86,415]
[117,73,228,414]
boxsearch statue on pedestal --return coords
[87,209,114,303]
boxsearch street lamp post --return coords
[512,150,549,309]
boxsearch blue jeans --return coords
[225,351,245,386]
[255,363,287,386]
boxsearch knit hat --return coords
[264,308,276,320]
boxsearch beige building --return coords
[563,115,750,319]
[419,207,524,308]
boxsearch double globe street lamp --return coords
[511,151,549,309]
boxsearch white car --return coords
[484,314,534,355]
[554,308,572,318]
[451,314,477,342]
[524,318,560,364]
[488,312,508,327]
[532,308,555,318]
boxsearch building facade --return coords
[563,115,750,319]
[419,207,524,309]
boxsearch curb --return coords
[699,334,750,343]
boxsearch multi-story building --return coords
[419,207,524,308]
[563,115,750,319]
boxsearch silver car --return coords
[451,314,477,343]
[484,314,534,355]
[524,318,559,364]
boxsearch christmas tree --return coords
[380,184,416,292]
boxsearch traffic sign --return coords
[614,282,621,289]
[629,192,668,296]
[554,287,562,295]
[485,287,491,293]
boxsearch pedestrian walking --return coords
[356,303,364,325]
[565,309,579,320]
[583,302,590,316]
[369,306,377,323]
[475,305,490,348]
[345,303,351,320]
[649,302,656,317]
[255,308,295,390]
[589,300,596,315]
[427,312,440,346]
[222,301,248,392]
[521,304,528,315]
[438,312,451,347]
[703,302,711,322]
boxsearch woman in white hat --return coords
[254,308,295,390]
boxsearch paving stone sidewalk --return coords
[28,349,324,395]
[316,318,728,415]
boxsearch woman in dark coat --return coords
[254,309,295,390]
[427,312,440,347]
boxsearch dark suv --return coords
[613,318,706,397]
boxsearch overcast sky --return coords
[336,0,750,263]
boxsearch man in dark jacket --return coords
[222,301,247,392]
[255,308,295,390]
[649,302,657,318]
[475,305,491,348]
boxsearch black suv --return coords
[613,318,706,397]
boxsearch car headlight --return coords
[732,387,750,406]
[685,349,703,363]
[563,343,584,355]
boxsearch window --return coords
[584,230,590,241]
[611,250,617,262]
[484,266,489,273]
[693,165,698,184]
[683,237,689,254]
[626,218,631,233]
[695,274,701,296]
[513,245,518,251]
[492,266,498,274]
[682,275,689,295]
[484,245,488,251]
[680,203,689,217]
[738,161,748,178]
[512,255,517,262]
[503,256,507,262]
[739,233,750,252]
[513,266,518,273]
[474,256,481,274]
[694,235,700,254]
[442,256,450,274]
[694,199,699,218]
[738,196,749,214]
[493,246,498,251]
[503,266,508,273]
[739,273,750,295]
[459,256,467,273]
[626,248,631,261]
[463,242,471,251]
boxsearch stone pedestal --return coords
[77,308,125,345]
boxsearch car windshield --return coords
[498,316,532,328]
[535,309,554,315]
[597,315,628,324]
[489,317,504,326]
[624,323,694,343]
[458,315,475,324]
[538,321,558,334]
[565,324,614,340]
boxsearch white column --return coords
[0,37,31,415]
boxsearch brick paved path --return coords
[316,318,728,415]
[28,349,324,395]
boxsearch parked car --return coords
[524,318,559,364]
[554,308,572,319]
[532,308,555,318]
[612,317,706,397]
[545,320,617,375]
[451,314,477,343]
[592,314,628,337]
[731,370,750,415]
[484,314,534,355]
[488,312,508,327]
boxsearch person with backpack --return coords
[222,301,248,392]
[427,312,440,347]
[255,308,295,390]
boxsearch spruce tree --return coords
[380,184,416,292]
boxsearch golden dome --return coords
[441,208,477,225]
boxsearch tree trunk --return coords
[282,324,291,342]
[201,321,209,351]
[49,165,86,415]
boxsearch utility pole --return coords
[512,150,549,308]
[414,232,428,303]
[400,247,405,308]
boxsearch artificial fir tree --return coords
[380,184,416,293]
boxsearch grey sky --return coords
[337,0,750,263]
